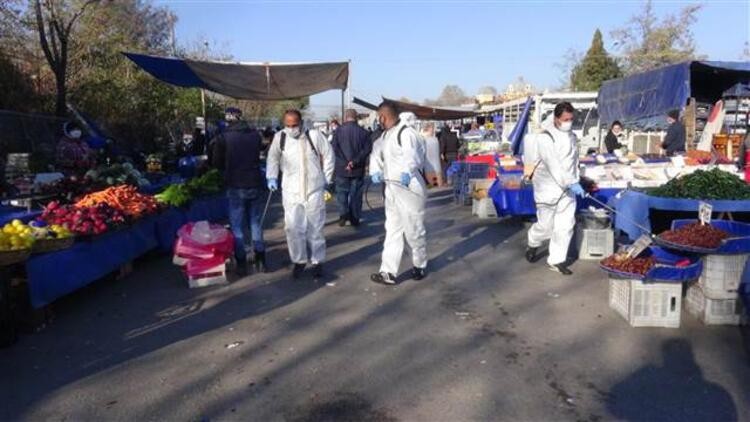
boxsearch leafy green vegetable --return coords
[649,168,750,200]
[155,184,192,207]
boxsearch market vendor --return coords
[661,109,686,156]
[56,121,95,175]
[604,121,625,154]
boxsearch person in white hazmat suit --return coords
[266,109,335,279]
[525,102,585,275]
[369,103,428,285]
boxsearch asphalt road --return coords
[2,188,749,421]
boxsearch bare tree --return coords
[425,85,470,106]
[33,0,100,116]
[611,0,702,74]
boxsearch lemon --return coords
[11,219,22,227]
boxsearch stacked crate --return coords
[685,254,748,325]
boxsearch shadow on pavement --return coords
[606,338,738,421]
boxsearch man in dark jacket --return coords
[439,125,460,182]
[332,109,372,227]
[212,107,267,275]
[661,109,686,156]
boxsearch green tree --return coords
[32,0,101,116]
[570,29,622,91]
[611,0,703,74]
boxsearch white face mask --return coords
[559,121,573,132]
[69,130,82,139]
[285,127,301,138]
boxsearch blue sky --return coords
[157,0,749,117]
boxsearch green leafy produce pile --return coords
[186,169,223,195]
[155,184,192,207]
[649,168,750,200]
[154,169,224,207]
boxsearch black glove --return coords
[326,183,335,194]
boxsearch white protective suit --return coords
[527,118,579,266]
[370,119,428,275]
[266,129,334,265]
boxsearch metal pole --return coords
[341,89,345,121]
[201,89,206,120]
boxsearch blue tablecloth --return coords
[488,180,621,217]
[26,216,159,308]
[611,191,750,241]
[0,206,41,226]
[24,193,230,308]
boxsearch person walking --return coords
[212,107,267,275]
[525,102,585,276]
[332,109,372,227]
[266,109,335,279]
[369,102,428,285]
[421,122,443,186]
[661,110,686,156]
[439,124,460,183]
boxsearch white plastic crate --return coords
[685,284,745,325]
[187,263,228,288]
[699,254,749,299]
[608,278,682,328]
[576,228,614,260]
[472,198,497,219]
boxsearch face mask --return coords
[559,121,573,132]
[285,127,301,138]
[70,130,82,139]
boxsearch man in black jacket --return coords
[212,107,267,275]
[332,109,372,227]
[661,109,686,156]
[439,125,460,182]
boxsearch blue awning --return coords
[509,96,532,155]
[598,61,750,130]
[123,52,348,100]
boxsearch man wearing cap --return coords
[661,109,686,156]
[212,107,267,276]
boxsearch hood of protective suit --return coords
[399,112,418,128]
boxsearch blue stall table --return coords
[26,216,159,308]
[488,180,622,217]
[0,206,41,226]
[611,190,750,241]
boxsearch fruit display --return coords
[75,185,160,218]
[0,219,36,251]
[600,253,657,276]
[658,222,730,249]
[42,201,126,236]
[155,183,192,207]
[649,168,750,200]
[85,162,150,188]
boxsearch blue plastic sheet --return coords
[0,207,41,226]
[26,216,159,308]
[600,246,703,283]
[488,181,621,217]
[598,61,750,130]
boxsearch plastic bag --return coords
[175,221,233,260]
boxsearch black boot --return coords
[312,263,323,280]
[234,253,248,276]
[337,215,349,227]
[525,247,538,263]
[254,250,267,273]
[292,263,306,279]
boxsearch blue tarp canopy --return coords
[598,61,750,130]
[509,96,532,155]
[123,52,349,100]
